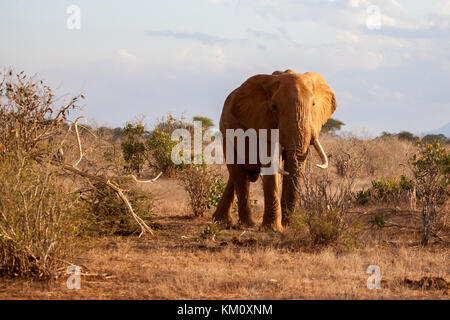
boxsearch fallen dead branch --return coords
[57,119,162,237]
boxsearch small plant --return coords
[369,213,386,229]
[353,189,371,206]
[205,176,227,210]
[200,220,220,240]
[409,140,449,246]
[399,175,414,191]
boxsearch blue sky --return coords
[1,0,449,136]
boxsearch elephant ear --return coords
[303,72,337,137]
[231,74,280,130]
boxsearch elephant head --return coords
[214,69,336,229]
[269,70,337,214]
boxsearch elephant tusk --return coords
[313,138,328,169]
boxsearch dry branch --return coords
[57,119,162,237]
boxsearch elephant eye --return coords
[272,105,277,110]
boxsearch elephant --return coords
[212,69,337,231]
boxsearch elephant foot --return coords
[282,216,291,227]
[212,211,233,226]
[238,216,257,228]
[262,220,283,232]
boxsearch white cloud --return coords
[173,44,226,72]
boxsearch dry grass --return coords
[0,175,448,299]
[0,130,448,300]
[0,231,447,299]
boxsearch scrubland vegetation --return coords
[0,70,448,299]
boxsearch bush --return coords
[353,175,414,206]
[121,115,189,176]
[291,208,360,249]
[146,127,186,176]
[0,70,81,158]
[0,151,81,279]
[0,156,83,278]
[179,165,226,217]
[290,163,360,249]
[0,69,84,278]
[121,122,148,174]
[0,69,157,277]
[0,160,81,278]
[368,213,386,229]
[409,140,449,245]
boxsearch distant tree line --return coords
[380,131,448,144]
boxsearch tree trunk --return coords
[421,200,435,246]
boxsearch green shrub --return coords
[205,176,227,210]
[353,175,415,206]
[397,131,418,142]
[121,115,189,176]
[121,122,148,174]
[370,176,398,200]
[147,128,186,176]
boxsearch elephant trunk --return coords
[281,147,307,215]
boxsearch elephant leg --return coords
[262,173,283,231]
[212,177,235,225]
[230,165,255,227]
